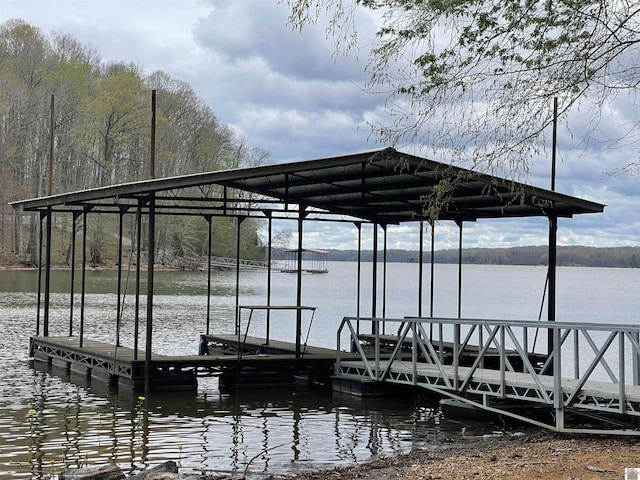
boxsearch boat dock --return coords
[31,333,354,392]
[17,147,639,434]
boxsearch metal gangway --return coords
[336,317,640,435]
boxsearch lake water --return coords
[1,262,638,478]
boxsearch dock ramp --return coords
[334,317,640,435]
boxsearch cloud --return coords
[2,0,639,249]
[193,1,369,82]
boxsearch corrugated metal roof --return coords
[10,147,604,223]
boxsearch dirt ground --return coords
[266,431,640,480]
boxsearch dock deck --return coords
[31,335,353,392]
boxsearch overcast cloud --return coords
[2,0,639,250]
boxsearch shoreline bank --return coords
[264,431,640,480]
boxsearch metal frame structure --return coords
[337,316,640,434]
[10,147,605,393]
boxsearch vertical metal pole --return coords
[457,220,463,319]
[547,216,557,357]
[356,223,362,333]
[553,323,563,429]
[430,221,435,316]
[45,95,54,337]
[144,193,155,393]
[552,97,557,192]
[116,208,124,347]
[548,96,558,361]
[80,207,88,348]
[382,225,387,326]
[371,223,378,334]
[69,211,79,337]
[418,221,424,317]
[619,332,626,414]
[266,214,273,345]
[144,90,157,394]
[206,216,213,335]
[48,94,54,196]
[36,212,43,336]
[295,208,305,358]
[134,203,142,361]
[633,331,640,386]
[44,209,52,337]
[430,221,435,341]
[150,90,156,179]
[234,217,243,335]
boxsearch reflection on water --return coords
[10,366,442,479]
[1,263,638,478]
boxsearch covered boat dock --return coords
[16,147,635,433]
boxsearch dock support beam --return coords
[356,222,362,332]
[372,223,378,327]
[382,224,387,323]
[457,220,463,319]
[134,203,142,361]
[144,192,156,394]
[547,215,558,356]
[266,213,273,344]
[295,207,306,358]
[234,216,245,335]
[69,211,80,337]
[418,221,424,317]
[116,207,125,347]
[145,89,157,394]
[36,212,43,336]
[206,215,213,335]
[80,206,89,348]
[44,208,52,337]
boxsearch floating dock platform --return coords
[30,334,355,392]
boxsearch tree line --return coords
[0,19,267,266]
[324,246,640,269]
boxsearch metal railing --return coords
[336,316,640,434]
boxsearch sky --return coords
[2,0,640,251]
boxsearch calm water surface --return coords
[0,262,638,478]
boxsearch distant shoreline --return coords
[4,245,640,271]
[319,245,640,269]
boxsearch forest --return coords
[325,246,640,268]
[0,19,268,267]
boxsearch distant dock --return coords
[280,248,329,274]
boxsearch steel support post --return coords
[266,213,272,344]
[372,223,378,333]
[418,221,424,318]
[44,208,52,338]
[134,204,142,361]
[553,324,564,430]
[115,208,124,347]
[69,211,80,337]
[206,215,213,335]
[36,212,44,337]
[144,192,156,393]
[80,207,88,349]
[295,209,305,358]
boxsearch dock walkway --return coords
[335,316,640,435]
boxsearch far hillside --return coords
[318,246,640,268]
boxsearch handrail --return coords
[236,305,317,361]
[336,316,640,430]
